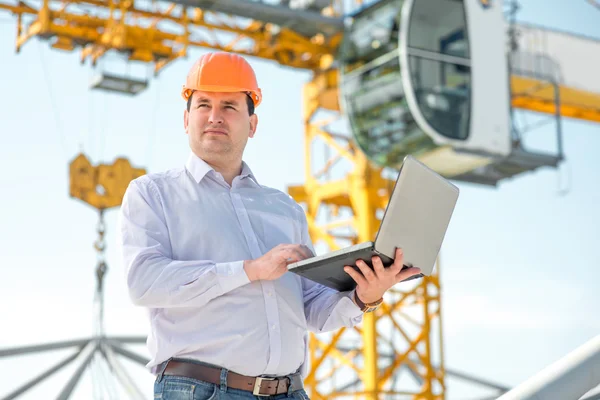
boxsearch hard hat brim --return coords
[182,85,262,107]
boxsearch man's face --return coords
[184,91,258,162]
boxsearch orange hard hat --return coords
[181,52,262,108]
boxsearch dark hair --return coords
[187,92,255,116]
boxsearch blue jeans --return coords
[154,362,310,400]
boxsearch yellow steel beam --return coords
[0,0,339,72]
[0,2,34,13]
[511,75,600,123]
[349,153,380,400]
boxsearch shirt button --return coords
[272,324,277,330]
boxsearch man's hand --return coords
[244,244,314,282]
[344,248,421,304]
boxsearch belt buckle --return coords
[253,376,276,396]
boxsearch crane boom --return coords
[157,0,343,38]
[510,22,600,123]
[0,0,340,73]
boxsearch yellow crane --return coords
[0,0,599,399]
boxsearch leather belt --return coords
[163,360,298,396]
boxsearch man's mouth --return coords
[204,129,227,136]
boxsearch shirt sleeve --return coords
[296,207,364,332]
[117,178,250,308]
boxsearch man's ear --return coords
[249,114,258,138]
[183,109,189,134]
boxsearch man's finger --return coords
[285,248,309,263]
[344,265,367,287]
[281,249,299,264]
[304,245,315,258]
[372,256,385,278]
[355,260,376,283]
[298,244,314,259]
[395,267,421,282]
[283,245,307,259]
[391,248,405,272]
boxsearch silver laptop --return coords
[287,155,459,292]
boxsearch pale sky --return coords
[0,0,599,399]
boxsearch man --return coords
[118,52,421,400]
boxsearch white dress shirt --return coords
[117,152,364,378]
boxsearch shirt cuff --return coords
[339,290,365,319]
[215,260,251,294]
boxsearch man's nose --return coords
[208,108,224,124]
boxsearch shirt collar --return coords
[240,160,259,185]
[185,152,259,185]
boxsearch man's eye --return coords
[197,104,208,108]
[225,106,235,109]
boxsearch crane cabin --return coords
[338,0,563,186]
